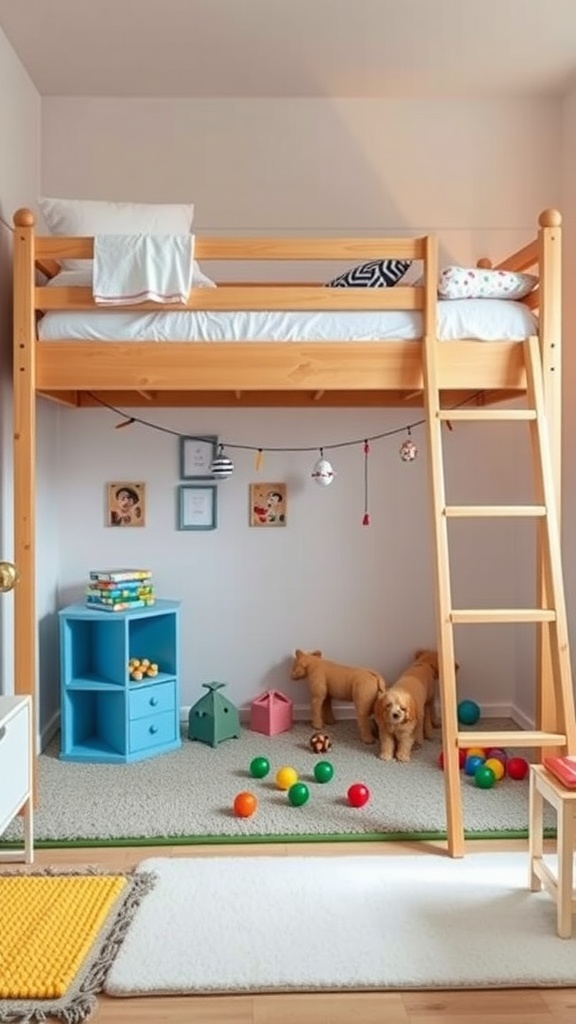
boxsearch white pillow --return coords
[438,266,537,300]
[38,197,195,272]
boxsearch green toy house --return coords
[187,681,241,747]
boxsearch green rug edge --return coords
[0,827,556,850]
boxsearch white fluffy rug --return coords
[105,852,576,995]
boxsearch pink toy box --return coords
[250,689,293,736]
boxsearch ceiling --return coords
[1,0,576,99]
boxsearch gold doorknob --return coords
[0,562,19,593]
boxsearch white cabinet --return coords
[0,695,34,863]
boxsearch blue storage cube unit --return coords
[59,599,181,764]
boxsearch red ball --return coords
[506,756,529,781]
[437,749,468,770]
[347,783,370,808]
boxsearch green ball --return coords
[314,760,334,784]
[474,764,496,789]
[288,782,310,806]
[249,756,270,779]
[458,699,481,726]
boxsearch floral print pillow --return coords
[438,266,537,300]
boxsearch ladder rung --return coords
[438,409,537,421]
[457,730,566,748]
[445,505,546,518]
[451,609,556,623]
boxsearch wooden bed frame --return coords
[11,206,573,857]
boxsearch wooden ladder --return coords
[423,333,576,857]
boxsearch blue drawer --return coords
[129,710,178,753]
[129,680,176,721]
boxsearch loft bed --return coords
[11,206,574,858]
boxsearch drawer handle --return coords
[149,696,159,707]
[149,724,159,735]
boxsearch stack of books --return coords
[86,568,155,612]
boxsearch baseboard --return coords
[181,702,521,727]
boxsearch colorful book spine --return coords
[86,585,154,600]
[88,579,153,593]
[89,569,152,583]
[86,598,155,613]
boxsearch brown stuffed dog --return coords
[290,649,385,744]
[373,649,442,762]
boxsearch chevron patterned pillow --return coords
[326,258,411,288]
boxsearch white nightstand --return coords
[0,695,34,863]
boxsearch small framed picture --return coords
[249,482,287,527]
[107,482,146,528]
[179,435,218,480]
[178,485,218,531]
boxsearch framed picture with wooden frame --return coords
[179,435,218,480]
[249,482,287,527]
[178,484,218,531]
[107,481,146,528]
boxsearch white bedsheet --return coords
[39,271,538,343]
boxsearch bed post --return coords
[12,209,37,733]
[536,209,564,742]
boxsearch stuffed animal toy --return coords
[291,649,386,744]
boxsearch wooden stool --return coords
[529,764,576,938]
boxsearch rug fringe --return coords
[0,870,156,1024]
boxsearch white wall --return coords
[0,29,46,703]
[38,95,562,723]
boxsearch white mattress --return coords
[38,272,538,343]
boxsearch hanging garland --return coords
[91,390,483,525]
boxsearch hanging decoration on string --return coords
[91,390,482,484]
[311,449,336,487]
[210,445,235,480]
[399,427,418,462]
[362,440,371,526]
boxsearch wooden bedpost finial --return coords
[13,208,35,227]
[539,209,561,228]
[477,258,492,269]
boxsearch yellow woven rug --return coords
[0,867,155,1023]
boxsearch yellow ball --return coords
[484,757,505,781]
[275,766,299,791]
[466,747,486,758]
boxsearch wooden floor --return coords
[8,839,576,1024]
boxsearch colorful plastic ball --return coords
[309,731,332,754]
[347,783,370,808]
[438,749,468,771]
[233,791,258,818]
[288,782,310,807]
[464,754,485,776]
[466,747,486,758]
[314,760,334,784]
[458,699,481,725]
[249,756,271,779]
[484,757,505,781]
[506,756,529,781]
[474,765,496,789]
[486,747,508,764]
[275,766,299,791]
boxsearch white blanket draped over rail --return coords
[93,234,194,305]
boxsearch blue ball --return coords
[458,699,480,726]
[464,754,485,776]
